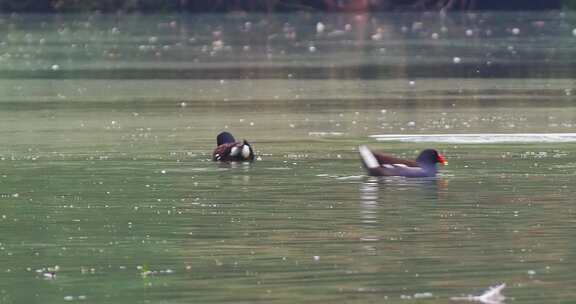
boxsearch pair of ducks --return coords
[212,132,447,177]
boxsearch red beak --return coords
[437,154,447,165]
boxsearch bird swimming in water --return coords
[212,131,254,162]
[359,145,446,177]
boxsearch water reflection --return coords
[360,176,445,198]
[216,161,252,186]
[358,176,445,252]
[358,178,380,246]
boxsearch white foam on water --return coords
[308,132,346,137]
[370,133,576,143]
[335,175,365,180]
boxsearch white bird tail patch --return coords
[241,144,251,159]
[359,145,379,169]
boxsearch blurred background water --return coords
[0,11,575,303]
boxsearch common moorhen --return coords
[359,145,446,177]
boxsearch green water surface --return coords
[0,12,575,303]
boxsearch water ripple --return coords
[371,133,576,143]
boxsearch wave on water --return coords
[308,132,346,137]
[370,133,576,143]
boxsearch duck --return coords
[212,131,255,162]
[358,145,446,177]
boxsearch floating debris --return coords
[139,265,175,277]
[414,292,434,299]
[37,265,59,279]
[400,292,434,300]
[64,295,87,301]
[451,283,506,304]
[42,272,56,280]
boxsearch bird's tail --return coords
[358,145,380,169]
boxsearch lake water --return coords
[0,12,575,303]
